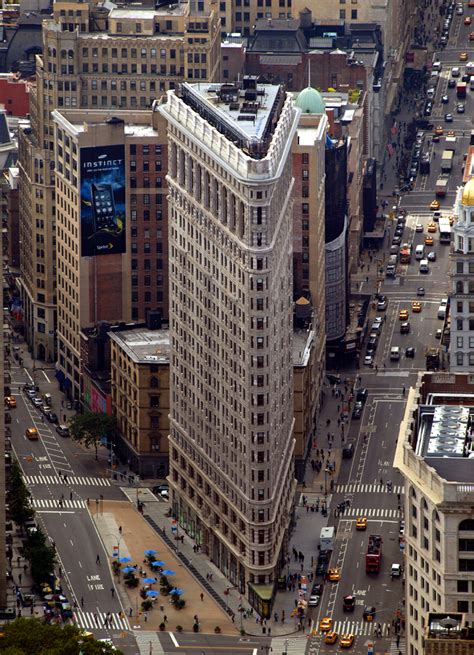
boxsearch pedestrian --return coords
[69,491,72,501]
[111,587,115,597]
[163,614,168,623]
[96,554,101,565]
[144,612,148,622]
[81,596,84,608]
[129,607,133,617]
[18,573,22,584]
[200,592,204,601]
[119,526,122,534]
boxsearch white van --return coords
[438,305,446,320]
[419,259,429,273]
[390,346,401,361]
[466,62,474,76]
[415,245,425,260]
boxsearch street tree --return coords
[22,528,56,585]
[68,412,117,460]
[0,618,121,654]
[9,462,34,526]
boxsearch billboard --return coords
[80,145,126,256]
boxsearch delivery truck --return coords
[441,150,454,173]
[436,177,448,197]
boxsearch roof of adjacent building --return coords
[295,86,326,115]
[461,177,474,206]
[415,401,474,482]
[109,328,170,365]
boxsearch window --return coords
[459,559,474,571]
[458,580,469,592]
[351,9,357,18]
[340,9,346,17]
[457,261,464,274]
[457,336,464,348]
[458,600,469,612]
[457,353,464,366]
[457,318,463,331]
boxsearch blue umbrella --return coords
[122,566,135,574]
[143,577,156,584]
[161,570,176,576]
[144,549,158,556]
[119,556,132,563]
[171,588,184,596]
[151,560,166,567]
[146,590,160,598]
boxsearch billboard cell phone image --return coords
[91,183,118,232]
[80,145,126,256]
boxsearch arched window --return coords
[410,487,417,499]
[459,519,474,531]
[421,498,428,510]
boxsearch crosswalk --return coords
[271,636,307,654]
[332,620,389,636]
[25,474,111,487]
[390,637,406,654]
[74,611,129,631]
[335,483,403,495]
[32,498,87,509]
[135,632,165,655]
[343,507,401,519]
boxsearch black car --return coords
[448,78,456,88]
[46,411,58,424]
[366,337,378,354]
[400,322,411,334]
[356,388,368,404]
[424,102,433,116]
[445,113,454,122]
[352,402,363,419]
[417,287,425,296]
[326,373,341,385]
[428,251,437,262]
[441,94,449,104]
[406,347,416,358]
[312,583,323,596]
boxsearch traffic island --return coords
[91,500,236,635]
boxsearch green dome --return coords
[295,86,326,115]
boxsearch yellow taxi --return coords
[4,396,16,408]
[320,617,333,632]
[356,517,367,531]
[427,222,437,233]
[328,567,341,582]
[449,215,454,225]
[399,309,409,320]
[340,634,355,648]
[325,632,339,645]
[411,301,422,313]
[470,32,474,40]
[425,236,434,246]
[447,130,455,137]
[460,52,469,61]
[434,126,443,136]
[430,199,440,211]
[465,16,472,25]
[25,427,39,441]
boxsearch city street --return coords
[305,6,473,655]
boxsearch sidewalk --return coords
[136,379,355,638]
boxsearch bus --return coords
[439,217,452,244]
